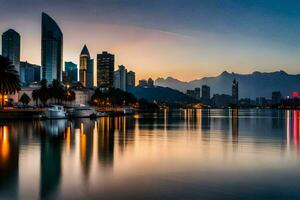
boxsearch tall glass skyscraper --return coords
[126,71,136,88]
[87,59,94,88]
[97,51,114,90]
[65,61,78,83]
[41,12,63,83]
[79,45,93,88]
[1,29,20,74]
[20,61,41,85]
[114,65,127,91]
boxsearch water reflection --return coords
[2,110,300,199]
[232,109,239,144]
[0,125,19,199]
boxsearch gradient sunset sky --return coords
[1,0,300,81]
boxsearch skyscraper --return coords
[87,59,94,88]
[195,87,201,100]
[127,71,136,88]
[148,78,154,88]
[79,45,93,88]
[114,65,127,91]
[65,61,78,83]
[2,29,20,74]
[41,12,63,83]
[97,51,114,90]
[201,85,211,104]
[186,90,196,99]
[138,79,148,88]
[232,79,239,107]
[272,91,282,105]
[20,61,41,85]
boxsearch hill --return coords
[128,86,196,103]
[155,71,300,99]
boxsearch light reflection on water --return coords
[1,109,300,199]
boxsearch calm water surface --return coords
[1,109,300,199]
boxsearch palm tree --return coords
[32,89,39,106]
[32,79,50,106]
[63,89,76,105]
[49,79,64,104]
[0,56,21,108]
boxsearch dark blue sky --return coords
[1,0,300,80]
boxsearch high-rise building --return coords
[2,29,20,74]
[62,71,67,84]
[87,59,94,88]
[195,87,201,100]
[138,79,148,88]
[232,79,239,106]
[41,12,63,83]
[256,97,267,107]
[127,71,136,88]
[79,45,93,88]
[114,65,127,91]
[20,61,41,85]
[186,88,201,100]
[272,91,282,105]
[148,78,154,88]
[97,51,114,90]
[186,90,196,99]
[65,61,78,83]
[202,85,211,104]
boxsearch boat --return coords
[123,107,134,115]
[68,105,98,118]
[42,105,67,119]
[97,112,108,117]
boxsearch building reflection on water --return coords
[0,125,19,199]
[232,109,239,144]
[1,109,300,198]
[286,110,300,154]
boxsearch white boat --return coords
[68,105,97,118]
[123,107,134,115]
[97,112,108,117]
[43,105,66,119]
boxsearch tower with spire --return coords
[79,45,94,88]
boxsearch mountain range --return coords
[155,71,300,99]
[128,86,195,103]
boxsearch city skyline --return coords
[2,1,300,81]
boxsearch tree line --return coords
[32,79,75,106]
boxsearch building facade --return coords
[97,51,114,90]
[79,45,93,88]
[232,79,239,106]
[138,79,148,88]
[186,90,196,99]
[272,91,282,105]
[195,87,201,100]
[65,61,78,83]
[186,88,201,100]
[148,78,154,88]
[114,65,127,91]
[20,61,41,85]
[87,59,94,88]
[201,85,211,104]
[2,29,21,74]
[127,71,136,88]
[41,12,63,83]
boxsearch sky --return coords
[1,0,300,81]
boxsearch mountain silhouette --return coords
[155,71,300,99]
[128,86,195,103]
